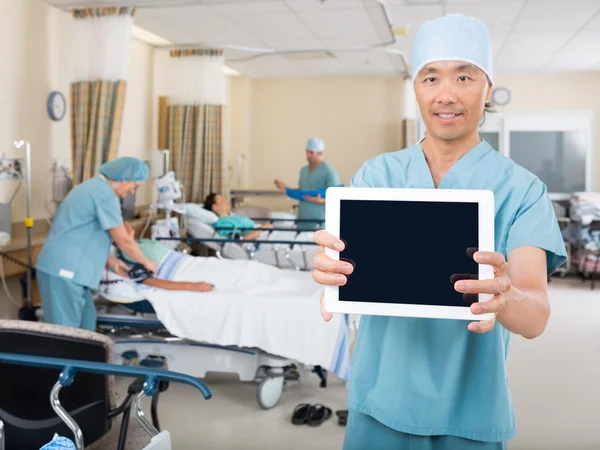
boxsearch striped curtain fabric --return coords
[167,104,226,203]
[71,80,127,185]
[69,7,135,185]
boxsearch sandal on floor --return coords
[307,404,332,426]
[291,403,314,425]
[336,410,348,426]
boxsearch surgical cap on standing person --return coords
[411,13,494,85]
[306,137,325,153]
[99,157,149,182]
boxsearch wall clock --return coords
[48,91,66,121]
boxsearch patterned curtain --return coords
[167,104,225,203]
[164,49,228,202]
[70,7,135,184]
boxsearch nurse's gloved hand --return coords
[312,230,354,322]
[454,251,511,334]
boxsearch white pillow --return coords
[270,211,297,228]
[183,203,219,224]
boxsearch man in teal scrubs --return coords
[311,14,566,450]
[36,157,158,331]
[274,137,340,230]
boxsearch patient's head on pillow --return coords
[203,193,230,217]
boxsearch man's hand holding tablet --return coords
[312,228,513,334]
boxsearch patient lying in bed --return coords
[203,192,273,240]
[110,224,318,296]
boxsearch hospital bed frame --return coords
[95,311,328,411]
[0,346,210,450]
[158,234,320,271]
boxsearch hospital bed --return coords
[182,217,322,271]
[95,253,351,411]
[0,320,211,450]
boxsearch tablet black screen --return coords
[339,199,479,308]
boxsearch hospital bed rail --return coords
[157,235,320,271]
[0,352,211,450]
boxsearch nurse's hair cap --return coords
[411,14,494,85]
[99,157,149,182]
[306,137,324,153]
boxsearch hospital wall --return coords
[494,73,600,189]
[0,0,155,227]
[227,76,404,211]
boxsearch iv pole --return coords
[13,140,33,315]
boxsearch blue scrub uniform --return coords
[36,176,123,330]
[345,140,566,449]
[297,161,340,230]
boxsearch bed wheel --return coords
[256,374,284,410]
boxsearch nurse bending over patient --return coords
[36,157,158,331]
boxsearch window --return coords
[501,111,595,199]
[416,110,595,198]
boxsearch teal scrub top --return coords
[36,176,123,289]
[214,215,256,237]
[347,140,566,443]
[297,161,340,223]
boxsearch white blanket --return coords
[104,254,351,381]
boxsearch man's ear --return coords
[486,81,493,103]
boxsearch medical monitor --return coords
[323,187,495,321]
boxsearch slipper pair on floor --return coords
[291,404,332,426]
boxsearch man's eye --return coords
[458,76,470,82]
[425,77,436,83]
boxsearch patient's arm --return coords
[241,229,263,241]
[142,278,213,292]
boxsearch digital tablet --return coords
[323,187,495,321]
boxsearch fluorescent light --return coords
[132,26,241,76]
[132,25,173,47]
[223,66,240,76]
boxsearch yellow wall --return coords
[494,73,600,188]
[228,76,404,209]
[0,0,155,225]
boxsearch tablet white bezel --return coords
[323,187,495,321]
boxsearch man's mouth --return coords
[434,112,462,123]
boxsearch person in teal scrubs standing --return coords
[274,137,340,230]
[36,157,158,331]
[311,14,566,450]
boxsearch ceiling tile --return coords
[584,11,600,30]
[444,1,524,32]
[513,0,600,33]
[211,1,288,15]
[224,11,323,49]
[297,8,381,47]
[134,13,197,43]
[284,0,366,12]
[385,4,443,36]
[495,32,574,73]
[542,29,600,72]
[489,33,508,60]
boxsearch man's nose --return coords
[435,80,457,104]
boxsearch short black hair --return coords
[480,101,497,127]
[203,193,218,212]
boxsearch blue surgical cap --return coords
[306,137,324,153]
[411,14,494,85]
[99,157,149,182]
